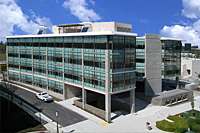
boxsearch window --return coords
[187,69,191,75]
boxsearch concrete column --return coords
[32,46,34,85]
[81,48,86,109]
[82,89,87,109]
[6,45,9,81]
[62,44,65,98]
[19,46,21,82]
[130,89,136,113]
[105,93,111,122]
[105,48,111,122]
[46,46,48,91]
[63,82,66,99]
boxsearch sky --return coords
[1,0,200,46]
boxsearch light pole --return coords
[56,111,59,133]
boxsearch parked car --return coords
[36,92,53,102]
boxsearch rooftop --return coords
[157,89,190,99]
[7,22,137,38]
[137,36,183,41]
[160,37,183,41]
[6,31,137,39]
[57,23,84,27]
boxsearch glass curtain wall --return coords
[110,36,136,92]
[7,35,136,94]
[162,40,182,79]
[135,38,145,78]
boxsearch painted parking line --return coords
[99,120,109,127]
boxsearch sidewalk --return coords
[57,98,109,125]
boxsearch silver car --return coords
[36,92,53,102]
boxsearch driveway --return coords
[1,83,87,127]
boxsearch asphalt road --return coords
[5,84,87,127]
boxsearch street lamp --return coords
[56,111,59,133]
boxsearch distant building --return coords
[181,44,200,82]
[184,43,192,51]
[181,57,200,81]
[182,43,200,59]
[182,43,192,58]
[192,45,198,48]
[191,48,200,58]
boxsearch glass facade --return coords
[135,38,145,78]
[161,40,182,80]
[7,35,136,95]
[110,36,136,92]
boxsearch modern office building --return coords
[6,22,137,122]
[135,35,182,95]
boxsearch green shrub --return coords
[175,127,188,133]
[168,115,189,128]
[190,123,200,133]
[186,110,200,118]
[175,121,188,133]
[157,110,200,133]
[168,115,180,121]
[194,118,200,124]
[156,120,175,132]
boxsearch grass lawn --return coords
[156,110,200,133]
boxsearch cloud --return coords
[161,24,200,45]
[0,0,52,41]
[30,10,52,28]
[63,0,101,22]
[89,0,95,6]
[182,0,200,19]
[161,0,200,46]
